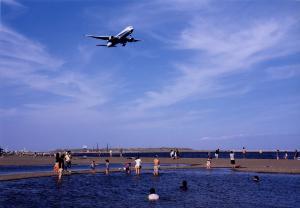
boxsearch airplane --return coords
[86,26,140,47]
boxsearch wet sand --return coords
[1,156,300,181]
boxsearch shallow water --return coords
[0,169,299,208]
[0,163,189,175]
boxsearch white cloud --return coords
[1,0,23,7]
[0,26,118,115]
[0,26,63,72]
[134,18,299,110]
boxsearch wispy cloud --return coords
[134,17,299,110]
[0,26,118,115]
[1,0,23,7]
[0,26,63,72]
[1,0,300,150]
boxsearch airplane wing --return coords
[127,37,141,42]
[86,35,110,40]
[96,44,116,47]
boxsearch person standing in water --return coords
[65,151,71,172]
[54,152,60,174]
[230,151,236,168]
[58,153,64,180]
[135,156,142,175]
[206,157,211,169]
[125,162,131,174]
[105,159,110,175]
[276,149,280,160]
[153,155,160,176]
[91,160,96,173]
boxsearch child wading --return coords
[105,159,110,175]
[135,156,142,175]
[153,155,160,176]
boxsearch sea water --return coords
[74,151,297,159]
[0,169,299,208]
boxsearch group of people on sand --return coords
[277,149,299,160]
[206,150,237,169]
[54,151,72,180]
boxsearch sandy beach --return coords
[1,155,300,181]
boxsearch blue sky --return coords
[1,0,300,151]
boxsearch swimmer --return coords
[148,188,159,201]
[253,176,260,182]
[180,180,188,191]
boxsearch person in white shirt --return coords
[230,151,235,168]
[148,188,159,201]
[170,150,174,159]
[135,156,142,175]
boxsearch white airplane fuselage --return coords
[107,26,134,47]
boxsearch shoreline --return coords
[1,156,300,181]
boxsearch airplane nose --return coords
[128,26,134,32]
